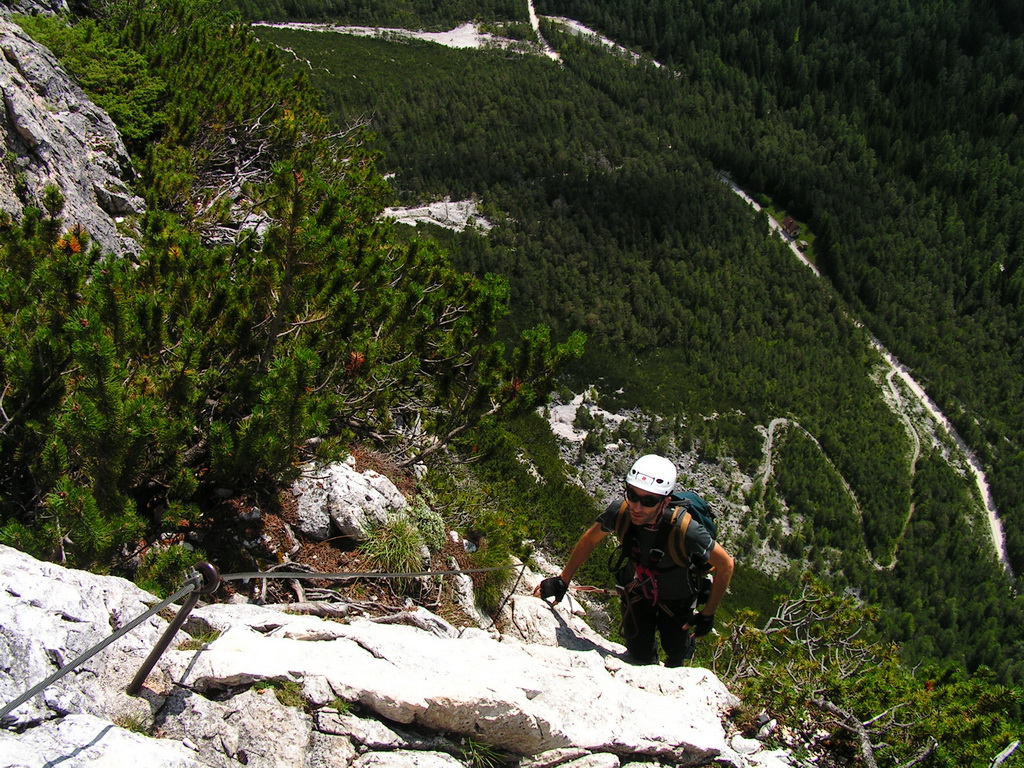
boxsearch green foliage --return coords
[177,628,221,651]
[468,536,516,616]
[771,427,866,559]
[870,453,1024,682]
[15,16,166,147]
[722,564,785,627]
[458,735,510,768]
[82,0,330,221]
[706,577,1024,767]
[361,513,425,592]
[460,412,617,595]
[326,696,352,714]
[260,23,909,533]
[135,544,206,597]
[112,714,150,734]
[0,200,144,567]
[409,497,446,553]
[7,1,1024,748]
[1,1,581,575]
[252,679,306,709]
[418,409,604,612]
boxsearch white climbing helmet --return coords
[626,454,677,495]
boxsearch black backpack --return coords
[612,490,717,570]
[609,491,718,612]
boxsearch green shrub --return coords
[409,497,447,553]
[361,514,425,593]
[468,540,516,616]
[135,544,206,597]
[705,578,1024,767]
[15,16,166,147]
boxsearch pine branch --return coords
[0,356,74,437]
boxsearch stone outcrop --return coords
[0,543,798,767]
[0,11,145,257]
[291,457,411,542]
[1,0,68,16]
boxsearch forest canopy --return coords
[249,3,1024,685]
[531,0,1024,578]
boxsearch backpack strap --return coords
[613,501,692,569]
[665,507,692,566]
[614,500,630,540]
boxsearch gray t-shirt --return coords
[598,498,715,602]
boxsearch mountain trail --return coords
[726,175,1011,577]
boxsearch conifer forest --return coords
[4,0,1024,763]
[245,0,1024,682]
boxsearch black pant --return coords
[620,595,694,666]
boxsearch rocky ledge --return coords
[0,543,795,767]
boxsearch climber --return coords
[534,454,734,667]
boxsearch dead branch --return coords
[990,741,1021,768]
[811,696,879,768]
[277,601,356,619]
[900,738,938,768]
[371,608,455,637]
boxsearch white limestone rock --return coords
[0,18,144,257]
[0,713,204,768]
[162,608,739,764]
[0,545,175,729]
[290,457,410,541]
[154,687,313,768]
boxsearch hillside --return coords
[1,0,1023,763]
[534,0,1024,572]
[242,7,1024,684]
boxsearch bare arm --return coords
[699,542,734,616]
[534,523,608,596]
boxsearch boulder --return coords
[290,457,410,542]
[0,545,177,730]
[160,615,738,764]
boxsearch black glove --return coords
[539,576,568,604]
[688,611,714,637]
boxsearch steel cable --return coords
[1,561,526,724]
[0,575,201,722]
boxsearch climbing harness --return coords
[633,563,660,604]
[0,559,524,724]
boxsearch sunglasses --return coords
[625,486,666,508]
